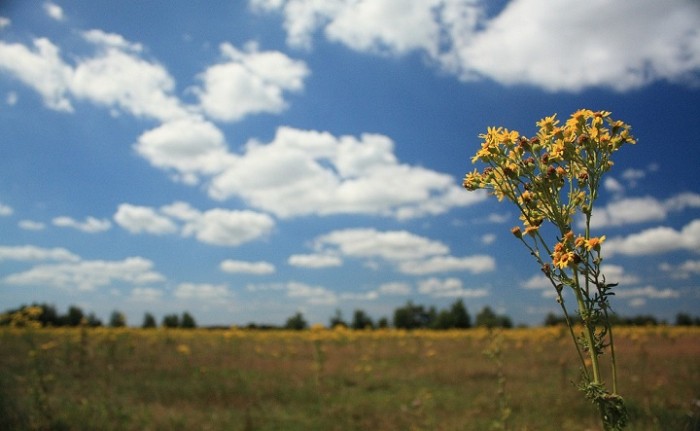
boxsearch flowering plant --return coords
[464,109,634,430]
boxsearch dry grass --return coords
[1,326,698,430]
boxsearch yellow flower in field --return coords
[176,344,191,356]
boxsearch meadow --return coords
[1,326,698,430]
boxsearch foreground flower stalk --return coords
[464,110,634,430]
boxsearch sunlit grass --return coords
[1,326,698,430]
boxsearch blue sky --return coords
[0,0,699,327]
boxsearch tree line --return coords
[3,301,699,330]
[0,303,197,329]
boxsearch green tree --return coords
[351,309,374,330]
[329,309,347,328]
[142,312,157,328]
[450,299,471,328]
[181,312,197,329]
[65,305,85,327]
[162,314,180,328]
[475,306,512,329]
[393,301,434,329]
[675,312,693,326]
[109,310,126,328]
[284,312,307,330]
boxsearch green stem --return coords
[572,266,600,385]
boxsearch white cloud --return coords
[398,255,495,275]
[254,0,700,92]
[114,202,275,247]
[0,17,10,29]
[129,287,164,302]
[481,233,496,245]
[209,127,481,219]
[615,285,681,300]
[0,202,12,216]
[196,42,309,122]
[0,38,73,111]
[0,245,79,262]
[660,259,700,279]
[134,117,234,185]
[287,253,342,268]
[286,281,337,305]
[220,259,276,274]
[588,192,700,229]
[44,2,65,21]
[377,281,412,295]
[603,177,625,195]
[181,208,275,247]
[417,277,489,298]
[52,216,111,233]
[5,91,17,106]
[605,219,700,256]
[174,282,230,301]
[18,220,46,231]
[114,204,178,235]
[4,256,165,291]
[311,228,495,275]
[315,228,448,261]
[72,30,187,121]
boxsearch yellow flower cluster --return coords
[551,231,606,270]
[464,109,635,240]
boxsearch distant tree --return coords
[109,310,127,327]
[351,309,374,330]
[377,317,389,329]
[142,312,157,328]
[86,312,102,327]
[37,303,60,327]
[475,306,512,329]
[329,309,347,328]
[162,314,180,328]
[285,312,307,330]
[393,301,434,329]
[450,299,471,329]
[675,312,693,326]
[65,305,85,327]
[181,312,197,329]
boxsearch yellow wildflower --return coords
[586,235,606,252]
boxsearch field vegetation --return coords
[1,324,698,430]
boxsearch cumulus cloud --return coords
[311,228,495,275]
[208,127,481,219]
[174,283,230,301]
[129,287,164,302]
[0,202,12,216]
[253,0,700,92]
[377,281,412,295]
[72,30,188,121]
[605,219,700,256]
[0,245,80,262]
[417,277,489,298]
[52,216,111,233]
[196,42,309,122]
[0,38,73,111]
[615,285,681,300]
[587,192,700,229]
[287,253,342,268]
[659,259,700,280]
[18,220,46,231]
[134,117,233,185]
[114,201,275,247]
[44,2,65,21]
[114,204,179,235]
[3,256,165,291]
[398,255,495,275]
[286,281,338,305]
[220,259,276,274]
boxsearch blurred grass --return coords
[1,326,698,430]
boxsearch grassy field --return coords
[1,325,698,430]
